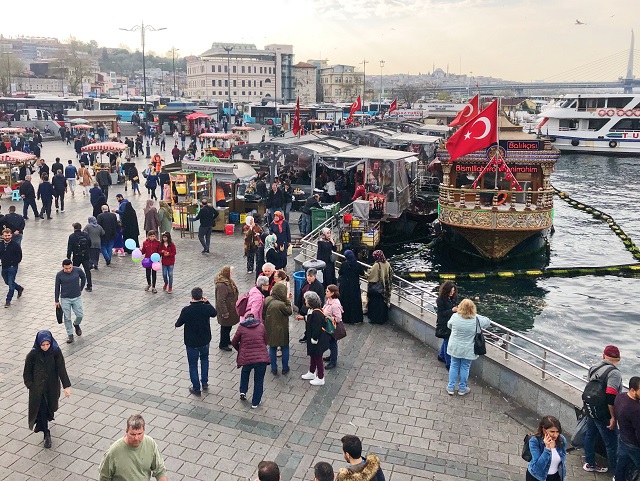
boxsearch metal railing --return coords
[298,201,590,394]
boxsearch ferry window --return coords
[611,119,640,131]
[560,99,576,108]
[559,119,579,130]
[596,98,606,108]
[607,97,632,108]
[577,99,587,111]
[588,119,608,131]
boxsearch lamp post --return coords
[361,59,368,101]
[223,45,233,128]
[119,21,166,159]
[379,60,385,117]
[171,47,179,100]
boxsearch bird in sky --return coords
[575,19,586,25]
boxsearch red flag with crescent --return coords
[449,93,479,127]
[445,99,498,162]
[292,97,301,135]
[346,95,361,124]
[389,98,397,113]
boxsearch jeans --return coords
[240,363,267,406]
[300,213,311,235]
[54,193,65,211]
[198,226,212,252]
[12,233,23,246]
[186,344,209,392]
[2,266,23,302]
[584,416,618,470]
[132,181,140,194]
[616,440,640,481]
[66,178,76,194]
[439,339,451,367]
[328,337,338,364]
[309,355,325,379]
[60,296,83,336]
[447,357,472,391]
[101,239,114,264]
[23,198,39,218]
[220,326,232,348]
[284,202,292,222]
[162,265,174,288]
[269,345,290,372]
[72,256,92,289]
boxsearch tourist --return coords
[64,160,78,197]
[264,282,293,375]
[583,345,622,473]
[316,227,337,287]
[526,416,567,481]
[157,201,173,234]
[115,195,139,253]
[296,268,325,343]
[52,169,67,212]
[338,250,365,324]
[97,205,118,266]
[314,462,335,481]
[300,193,321,235]
[231,312,270,408]
[78,163,92,197]
[175,287,217,396]
[366,250,393,324]
[435,281,458,369]
[258,461,280,481]
[66,223,93,292]
[19,175,39,219]
[614,376,640,481]
[264,234,283,269]
[270,211,291,268]
[195,198,218,254]
[1,227,24,307]
[446,299,491,395]
[98,414,167,481]
[215,265,240,351]
[3,206,25,246]
[23,330,71,449]
[322,284,344,370]
[83,216,105,270]
[143,200,160,234]
[301,291,329,386]
[55,259,86,343]
[159,231,176,293]
[243,215,261,273]
[336,435,385,481]
[245,276,270,323]
[141,231,161,293]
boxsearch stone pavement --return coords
[0,139,611,481]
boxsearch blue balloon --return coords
[125,238,136,250]
[150,253,161,263]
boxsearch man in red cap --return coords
[583,345,622,473]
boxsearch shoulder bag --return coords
[367,264,384,295]
[473,316,487,355]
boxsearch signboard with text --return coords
[499,140,541,151]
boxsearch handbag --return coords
[332,321,347,340]
[367,264,384,295]
[56,305,63,324]
[473,316,487,355]
[287,244,293,256]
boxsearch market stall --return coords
[231,126,255,145]
[80,141,128,178]
[201,132,241,158]
[0,127,26,151]
[0,151,37,198]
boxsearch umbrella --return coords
[231,126,256,132]
[73,124,93,130]
[0,151,37,163]
[199,132,240,140]
[70,118,90,125]
[233,162,257,181]
[0,127,26,134]
[81,141,128,153]
[186,112,211,120]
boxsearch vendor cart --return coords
[0,151,37,198]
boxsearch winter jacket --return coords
[527,435,567,481]
[19,180,36,200]
[158,243,176,266]
[96,169,112,187]
[175,301,217,348]
[89,187,103,206]
[244,286,266,322]
[435,296,458,339]
[264,283,293,347]
[215,280,240,327]
[141,238,161,258]
[97,212,118,241]
[297,279,325,316]
[447,313,491,360]
[52,173,67,195]
[231,316,270,368]
[305,308,330,356]
[323,298,343,324]
[83,224,105,248]
[336,455,386,481]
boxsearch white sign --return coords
[391,110,426,119]
[182,160,237,175]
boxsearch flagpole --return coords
[494,98,500,189]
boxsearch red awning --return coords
[186,112,211,120]
[0,151,37,163]
[81,141,128,153]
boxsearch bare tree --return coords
[57,40,93,95]
[396,84,423,107]
[0,54,24,96]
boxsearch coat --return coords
[143,208,160,234]
[297,279,325,316]
[83,223,105,248]
[158,209,173,234]
[215,279,240,327]
[447,313,491,360]
[305,308,330,356]
[244,286,266,322]
[317,239,336,286]
[23,349,71,430]
[338,261,365,324]
[336,454,385,481]
[435,296,458,339]
[264,283,292,347]
[231,317,270,368]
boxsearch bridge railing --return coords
[298,202,590,394]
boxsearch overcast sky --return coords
[4,0,637,82]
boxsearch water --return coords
[389,154,640,379]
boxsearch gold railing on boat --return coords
[439,186,555,211]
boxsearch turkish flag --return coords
[449,93,479,127]
[445,99,498,162]
[389,98,397,113]
[292,98,301,135]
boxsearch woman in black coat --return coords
[435,281,458,369]
[93,194,108,218]
[316,228,337,287]
[121,201,140,253]
[338,250,365,324]
[300,291,330,386]
[269,210,291,268]
[23,331,71,448]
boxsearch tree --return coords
[396,84,423,107]
[0,54,24,96]
[57,40,94,95]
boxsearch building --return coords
[319,64,363,103]
[11,76,64,95]
[265,44,295,103]
[292,62,317,104]
[0,37,65,61]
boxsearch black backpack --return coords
[75,232,91,256]
[582,364,617,420]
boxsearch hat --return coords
[603,345,620,359]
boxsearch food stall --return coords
[0,151,37,198]
[230,126,255,145]
[1,127,26,151]
[80,141,128,180]
[201,132,241,159]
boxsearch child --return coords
[140,230,161,293]
[113,221,125,256]
[159,231,176,293]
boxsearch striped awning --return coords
[81,142,128,153]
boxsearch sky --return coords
[3,0,638,82]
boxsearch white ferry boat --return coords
[539,93,640,154]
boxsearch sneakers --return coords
[202,384,209,391]
[323,356,331,362]
[446,388,455,395]
[152,288,157,294]
[167,287,172,293]
[282,368,290,375]
[85,287,92,292]
[271,369,278,375]
[325,362,336,369]
[310,377,325,386]
[163,283,167,291]
[251,403,260,409]
[189,387,201,397]
[144,285,151,292]
[240,393,247,401]
[66,335,74,344]
[458,387,471,396]
[4,301,10,308]
[301,371,316,380]
[583,463,608,473]
[74,324,82,336]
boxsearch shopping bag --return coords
[571,412,588,448]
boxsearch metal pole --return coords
[362,59,368,101]
[172,48,177,100]
[379,60,385,116]
[5,54,11,96]
[223,46,233,127]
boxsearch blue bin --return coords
[293,270,306,307]
[229,212,240,224]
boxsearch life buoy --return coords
[571,139,580,146]
[617,109,626,117]
[609,140,617,148]
[607,109,615,117]
[495,191,508,205]
[598,109,607,117]
[634,109,640,117]
[625,110,634,117]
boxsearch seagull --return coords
[575,19,586,25]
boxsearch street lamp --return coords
[171,47,179,100]
[379,60,385,116]
[362,59,368,101]
[223,45,233,127]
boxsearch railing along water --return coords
[298,202,590,394]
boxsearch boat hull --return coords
[546,136,640,155]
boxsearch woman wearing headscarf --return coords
[316,227,337,287]
[269,210,290,269]
[338,250,365,324]
[264,282,293,375]
[264,234,283,269]
[158,200,173,234]
[366,249,393,324]
[92,194,107,218]
[143,199,160,234]
[121,201,140,253]
[23,331,71,449]
[83,216,105,270]
[243,215,262,274]
[244,276,270,323]
[301,291,330,386]
[215,265,240,351]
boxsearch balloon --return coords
[150,253,161,263]
[151,261,162,271]
[132,256,142,263]
[125,238,136,250]
[132,248,143,260]
[141,258,153,268]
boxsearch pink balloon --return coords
[151,261,162,271]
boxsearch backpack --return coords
[582,364,617,420]
[521,434,532,462]
[316,308,336,335]
[235,294,249,317]
[75,232,91,256]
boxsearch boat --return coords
[539,93,640,154]
[437,121,559,260]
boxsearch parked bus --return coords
[243,104,278,124]
[0,96,78,123]
[87,99,155,122]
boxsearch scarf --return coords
[344,249,358,267]
[88,216,98,226]
[373,249,387,263]
[272,211,284,233]
[245,215,255,227]
[32,330,60,354]
[214,265,238,297]
[143,199,154,215]
[159,200,173,220]
[320,227,331,241]
[264,234,277,253]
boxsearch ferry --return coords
[539,93,640,154]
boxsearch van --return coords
[14,108,53,121]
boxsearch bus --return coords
[243,104,278,125]
[87,99,155,122]
[0,96,79,123]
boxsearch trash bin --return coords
[302,259,326,285]
[293,270,306,307]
